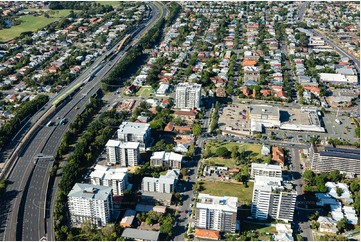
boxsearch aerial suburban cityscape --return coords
[0,1,359,241]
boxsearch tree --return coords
[336,187,343,197]
[303,169,315,184]
[216,147,230,158]
[328,170,341,182]
[203,147,212,158]
[336,218,348,233]
[192,123,202,136]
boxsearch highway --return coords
[0,2,165,241]
[310,29,360,72]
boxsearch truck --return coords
[335,119,342,125]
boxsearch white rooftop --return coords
[106,139,121,147]
[118,122,150,135]
[196,193,238,213]
[90,165,128,181]
[68,183,112,200]
[254,175,283,191]
[150,151,183,162]
[252,163,282,171]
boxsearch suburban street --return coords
[0,2,165,241]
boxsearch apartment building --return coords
[310,145,360,175]
[89,165,129,195]
[117,122,151,151]
[68,183,113,227]
[251,163,282,179]
[175,82,202,109]
[150,151,183,169]
[141,169,179,193]
[243,66,260,81]
[251,176,296,222]
[195,193,238,233]
[105,139,140,166]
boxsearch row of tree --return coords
[0,94,48,150]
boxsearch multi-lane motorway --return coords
[0,2,165,241]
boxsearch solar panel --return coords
[324,147,360,154]
[320,151,360,160]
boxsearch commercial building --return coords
[319,73,357,85]
[68,183,113,227]
[150,151,183,169]
[310,145,360,175]
[105,140,140,167]
[251,163,282,179]
[249,105,280,128]
[251,176,296,222]
[89,165,129,195]
[117,122,151,151]
[195,193,238,232]
[175,82,202,109]
[141,169,179,194]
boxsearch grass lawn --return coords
[0,10,72,42]
[200,181,254,203]
[136,86,152,98]
[96,1,121,7]
[241,222,277,240]
[204,141,263,168]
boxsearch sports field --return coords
[0,10,72,42]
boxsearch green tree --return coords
[336,187,343,197]
[192,123,202,136]
[216,147,230,158]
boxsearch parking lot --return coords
[218,104,250,135]
[321,111,358,142]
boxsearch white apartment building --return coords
[175,82,202,109]
[89,165,129,195]
[251,176,296,222]
[106,139,140,166]
[142,169,179,193]
[196,193,238,233]
[68,183,113,227]
[251,163,282,179]
[117,122,151,151]
[150,151,183,169]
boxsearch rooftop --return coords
[196,193,238,212]
[118,121,150,135]
[250,105,280,117]
[121,228,160,241]
[68,183,112,200]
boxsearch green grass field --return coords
[204,141,263,168]
[241,222,277,240]
[96,1,121,7]
[200,181,254,202]
[0,10,72,42]
[136,86,152,98]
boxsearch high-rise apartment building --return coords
[68,183,113,227]
[106,140,140,166]
[251,163,282,179]
[117,122,151,151]
[251,176,296,222]
[89,165,129,195]
[150,151,183,169]
[195,193,238,232]
[141,169,179,194]
[175,83,202,109]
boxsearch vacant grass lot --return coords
[200,181,254,203]
[136,86,152,98]
[0,10,72,42]
[96,1,121,7]
[204,141,263,168]
[241,222,277,240]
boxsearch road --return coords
[310,29,360,72]
[0,2,165,241]
[289,148,314,241]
